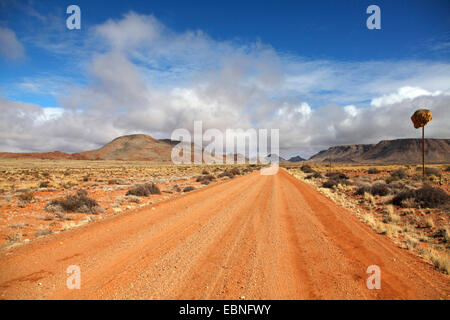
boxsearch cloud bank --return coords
[1,12,449,158]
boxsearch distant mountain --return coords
[76,134,172,161]
[288,155,305,162]
[0,134,228,162]
[265,154,288,163]
[0,135,178,161]
[4,136,448,164]
[0,150,87,160]
[309,138,450,163]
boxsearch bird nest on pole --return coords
[411,109,433,181]
[411,109,433,128]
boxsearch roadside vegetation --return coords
[0,160,260,249]
[285,163,450,274]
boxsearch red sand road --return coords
[0,169,449,299]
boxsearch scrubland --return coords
[284,163,450,274]
[0,159,259,250]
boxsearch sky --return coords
[0,0,449,158]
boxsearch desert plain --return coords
[0,159,448,299]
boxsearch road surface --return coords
[0,169,449,299]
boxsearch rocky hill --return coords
[288,155,305,162]
[308,139,450,163]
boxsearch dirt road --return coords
[0,169,449,299]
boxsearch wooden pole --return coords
[422,126,425,178]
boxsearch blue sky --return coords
[0,0,449,156]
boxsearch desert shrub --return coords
[391,169,407,179]
[425,167,441,177]
[368,167,380,174]
[196,174,215,183]
[126,183,161,196]
[312,171,323,178]
[108,178,129,185]
[306,171,323,179]
[144,183,160,194]
[322,180,337,188]
[392,189,416,207]
[393,185,449,208]
[414,186,449,208]
[125,195,141,203]
[356,183,390,196]
[47,190,101,214]
[183,186,195,192]
[62,181,75,189]
[202,169,209,175]
[444,166,450,172]
[7,232,22,243]
[355,185,371,195]
[322,178,350,188]
[126,185,149,196]
[387,181,405,191]
[218,171,234,178]
[325,172,349,180]
[18,192,34,203]
[39,181,50,188]
[301,164,314,173]
[368,183,390,196]
[386,176,400,184]
[230,168,240,175]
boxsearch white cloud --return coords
[36,107,65,123]
[370,86,442,107]
[95,12,162,51]
[1,12,449,158]
[344,105,358,117]
[0,27,25,60]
